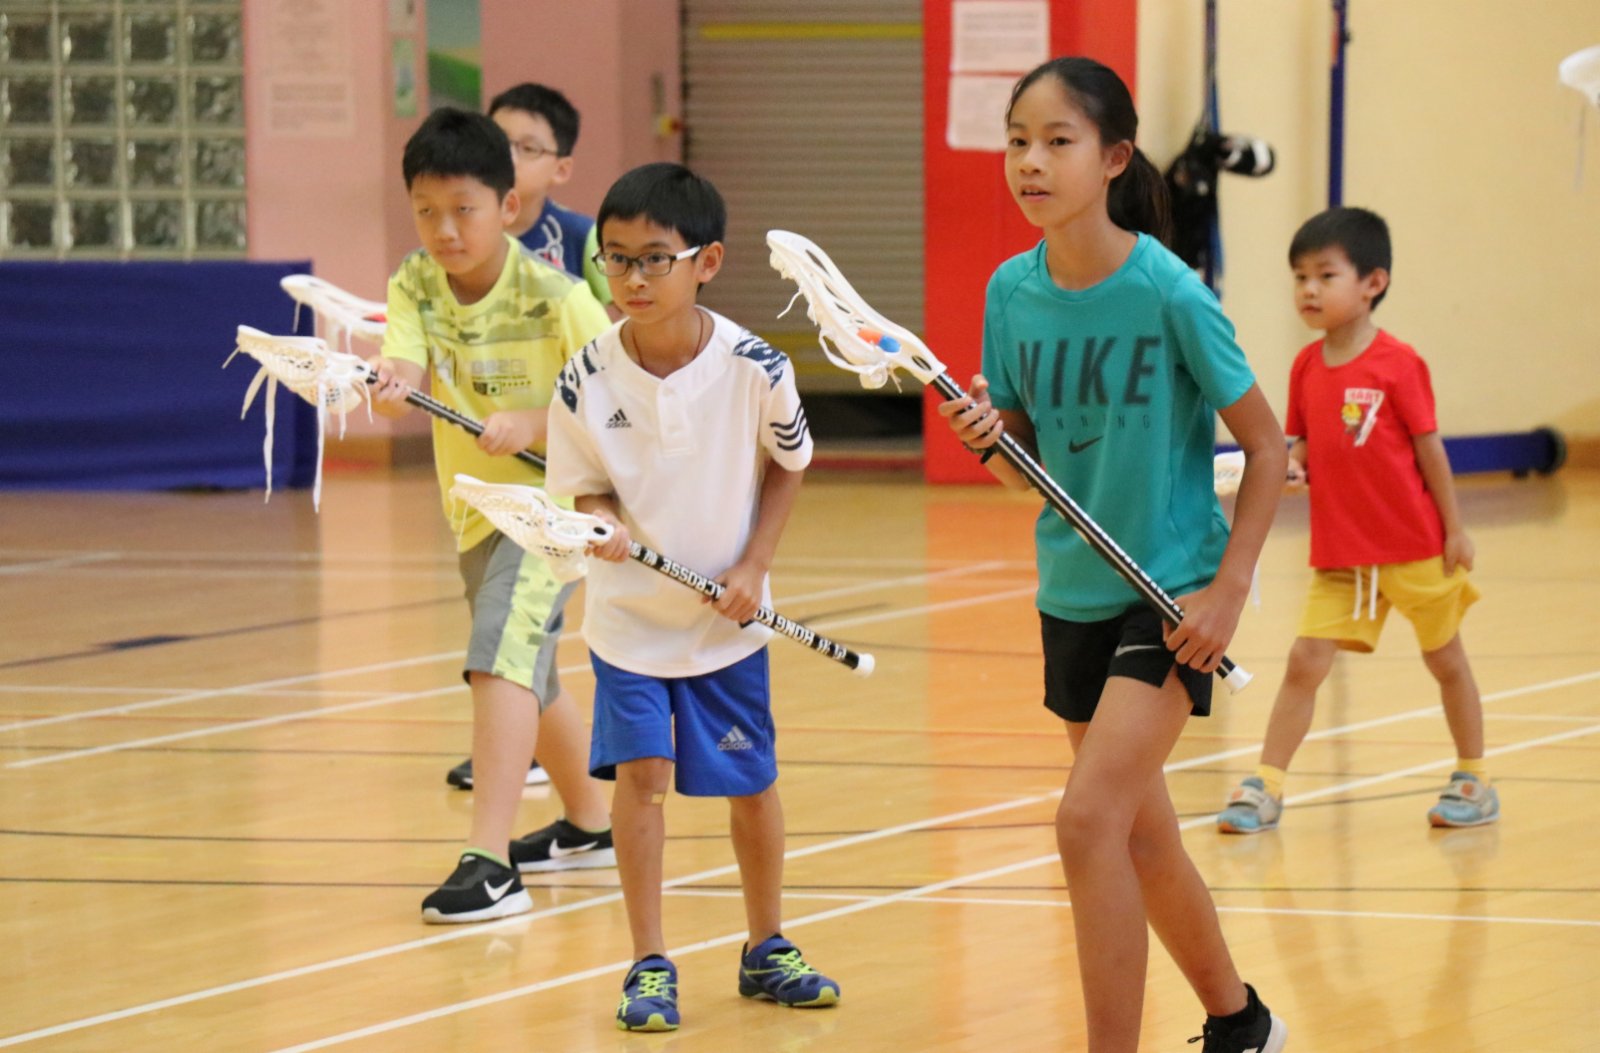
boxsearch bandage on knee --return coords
[649,792,666,805]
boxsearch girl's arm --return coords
[1165,383,1287,672]
[715,461,805,623]
[1413,431,1474,574]
[936,375,1037,492]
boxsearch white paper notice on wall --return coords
[946,74,1017,151]
[260,0,357,138]
[951,0,1049,74]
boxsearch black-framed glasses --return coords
[511,139,560,161]
[591,246,704,278]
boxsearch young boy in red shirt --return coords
[1217,207,1497,834]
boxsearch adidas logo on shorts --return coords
[717,726,754,751]
[605,408,631,429]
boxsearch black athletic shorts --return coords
[1040,605,1213,723]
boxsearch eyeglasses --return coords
[591,246,704,278]
[511,139,560,161]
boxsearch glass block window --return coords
[0,1,245,259]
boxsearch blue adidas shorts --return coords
[589,648,777,798]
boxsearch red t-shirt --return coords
[1285,330,1443,568]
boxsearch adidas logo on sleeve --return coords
[717,726,754,751]
[605,408,631,429]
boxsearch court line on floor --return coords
[6,665,1594,1043]
[666,888,1600,930]
[261,671,1600,1051]
[0,553,122,576]
[0,652,466,736]
[0,563,1002,737]
[0,793,1054,1049]
[5,583,1037,769]
[0,685,385,699]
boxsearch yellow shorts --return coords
[1298,556,1480,654]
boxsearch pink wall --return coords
[244,0,425,301]
[242,0,681,457]
[480,0,683,217]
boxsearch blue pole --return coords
[1329,0,1349,206]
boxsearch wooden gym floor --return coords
[2,465,1597,1051]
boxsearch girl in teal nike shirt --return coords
[940,57,1289,1053]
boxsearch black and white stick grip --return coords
[937,372,1251,692]
[627,542,874,677]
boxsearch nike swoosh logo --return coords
[484,878,515,901]
[548,840,600,859]
[1113,643,1162,657]
[1068,435,1103,454]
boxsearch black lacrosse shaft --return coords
[933,372,1246,687]
[626,542,872,674]
[358,372,546,470]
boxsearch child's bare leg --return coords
[1422,634,1483,759]
[1258,636,1339,770]
[534,691,611,831]
[467,672,539,854]
[1057,673,1193,1053]
[614,757,673,958]
[1123,764,1247,1015]
[728,784,784,945]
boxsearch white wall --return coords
[1139,0,1600,447]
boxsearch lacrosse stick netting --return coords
[449,475,875,676]
[227,325,375,509]
[277,278,549,471]
[280,275,388,352]
[449,475,607,582]
[767,229,1250,692]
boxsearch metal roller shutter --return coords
[683,0,923,393]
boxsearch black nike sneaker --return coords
[445,758,550,790]
[420,852,532,924]
[510,818,617,873]
[1189,983,1287,1052]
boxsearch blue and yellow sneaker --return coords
[616,956,678,1032]
[1216,777,1283,835]
[737,935,840,1008]
[1428,772,1500,827]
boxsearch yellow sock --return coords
[1456,757,1489,784]
[1255,764,1287,800]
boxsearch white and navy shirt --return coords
[546,309,813,677]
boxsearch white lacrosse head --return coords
[766,230,948,390]
[448,475,613,583]
[280,274,388,349]
[1213,450,1246,496]
[227,325,376,510]
[1560,45,1600,108]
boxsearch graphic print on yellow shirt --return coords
[383,233,610,550]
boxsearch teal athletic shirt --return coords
[982,234,1256,622]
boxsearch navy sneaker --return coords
[1189,983,1287,1052]
[616,956,679,1032]
[420,851,531,924]
[737,935,840,1007]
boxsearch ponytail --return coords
[1009,57,1169,245]
[1109,147,1172,246]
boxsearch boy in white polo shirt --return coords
[546,162,839,1032]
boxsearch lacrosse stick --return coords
[767,230,1250,691]
[449,475,876,677]
[280,274,387,351]
[228,326,546,504]
[226,325,374,508]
